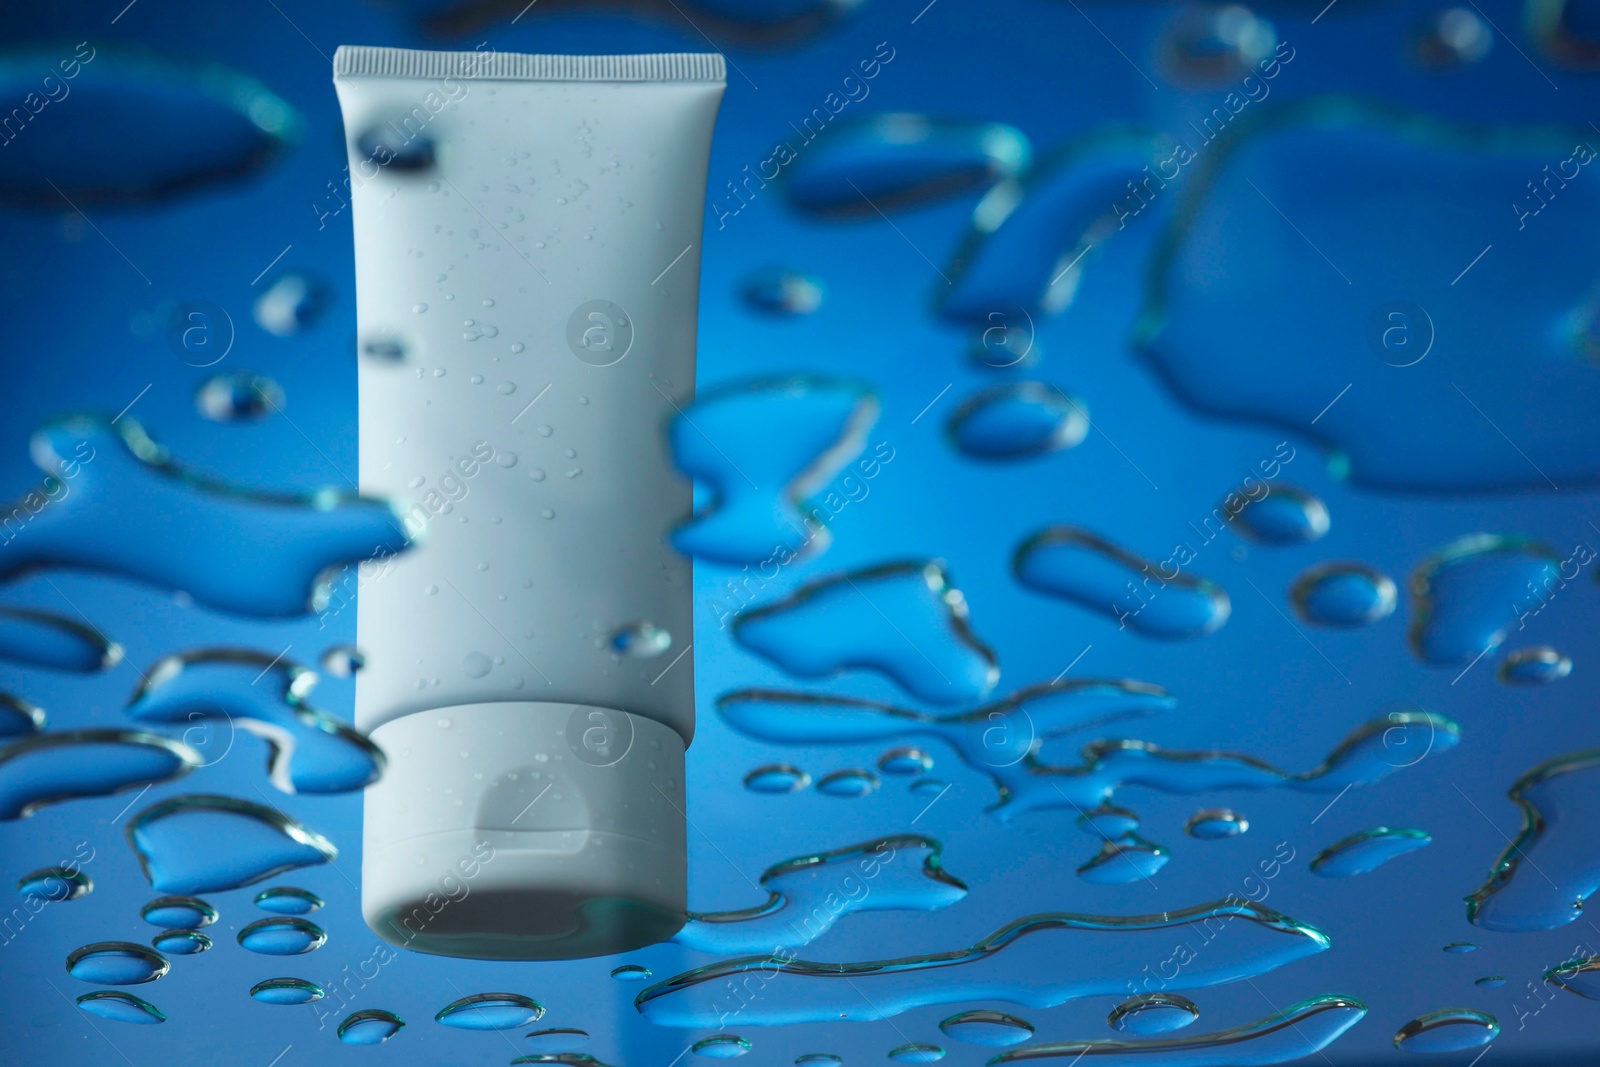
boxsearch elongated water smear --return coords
[1466,747,1600,931]
[719,688,1457,820]
[989,995,1366,1064]
[635,898,1330,1027]
[674,834,966,953]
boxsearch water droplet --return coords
[66,942,170,984]
[436,992,544,1030]
[877,747,933,776]
[1414,6,1495,66]
[1309,827,1432,878]
[0,729,199,820]
[128,794,337,894]
[815,768,880,798]
[1158,3,1279,83]
[1546,954,1600,998]
[496,450,519,468]
[692,1034,752,1058]
[939,1009,1034,1046]
[611,621,672,658]
[254,886,323,915]
[610,965,652,981]
[525,1028,590,1051]
[784,113,1029,218]
[669,377,880,566]
[195,371,284,423]
[1466,749,1600,931]
[0,606,122,672]
[6,416,410,617]
[460,650,494,678]
[740,268,824,316]
[910,777,947,796]
[676,834,965,954]
[1289,562,1397,626]
[319,644,365,677]
[253,273,329,337]
[1185,808,1249,839]
[1077,834,1170,884]
[1014,527,1230,639]
[996,996,1363,1064]
[1393,1008,1498,1053]
[1108,992,1200,1035]
[76,990,165,1025]
[151,929,210,955]
[795,1057,842,1066]
[1497,646,1572,684]
[0,692,44,738]
[250,977,324,1004]
[0,45,298,208]
[1226,485,1330,544]
[744,764,810,794]
[18,865,91,901]
[1413,541,1566,665]
[888,1044,945,1063]
[361,333,409,362]
[141,896,216,928]
[127,648,384,794]
[338,1008,405,1045]
[721,690,1454,822]
[357,124,435,171]
[1476,975,1509,989]
[1443,941,1477,953]
[238,916,326,955]
[733,561,997,706]
[947,382,1089,460]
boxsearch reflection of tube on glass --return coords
[333,46,724,960]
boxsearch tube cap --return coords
[362,702,686,960]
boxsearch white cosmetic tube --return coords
[334,46,723,960]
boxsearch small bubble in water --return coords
[141,896,216,928]
[461,651,493,678]
[435,992,544,1030]
[195,371,284,423]
[538,425,553,437]
[530,468,546,481]
[611,964,652,981]
[510,342,525,353]
[497,451,518,468]
[413,303,428,314]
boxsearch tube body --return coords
[335,45,722,959]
